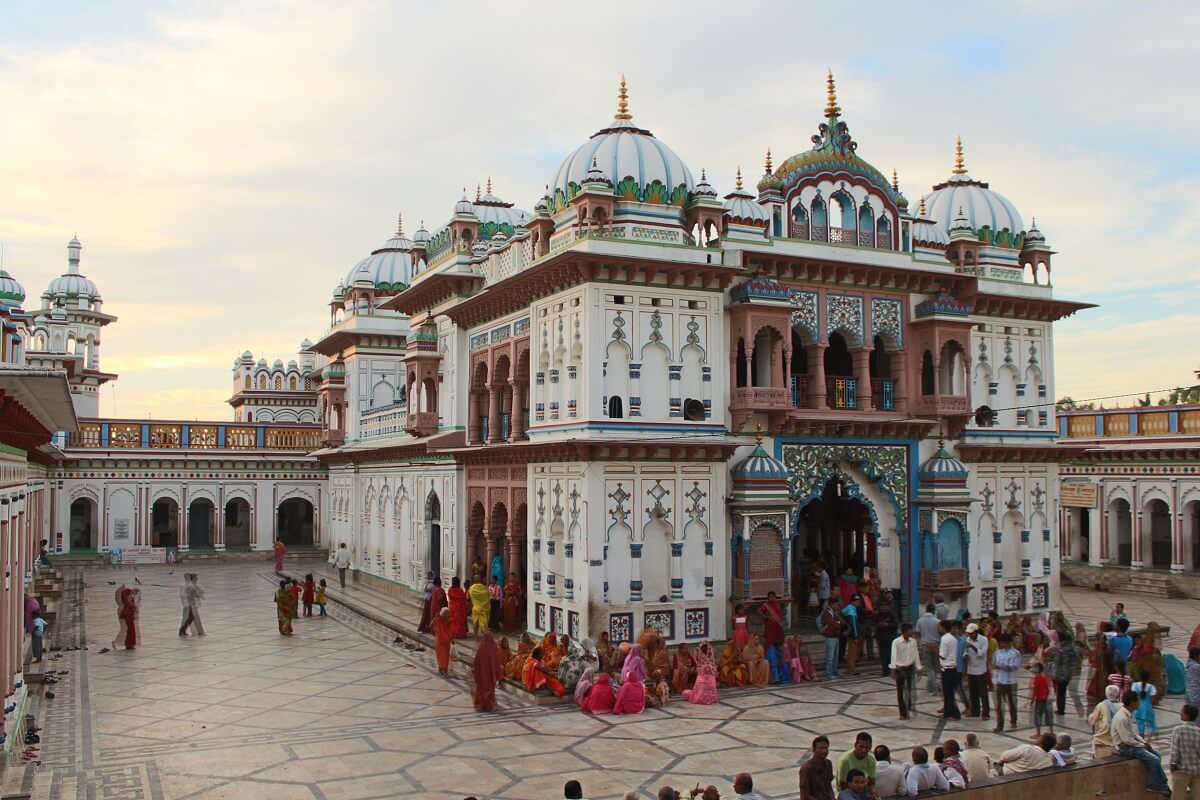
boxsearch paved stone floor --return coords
[4,562,1196,800]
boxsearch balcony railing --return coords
[871,379,895,411]
[64,419,322,452]
[826,377,857,410]
[787,224,893,251]
[790,375,810,408]
[919,568,970,591]
[914,394,971,417]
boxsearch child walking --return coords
[30,609,46,663]
[316,579,328,617]
[1130,670,1158,744]
[289,579,302,619]
[301,573,315,617]
[1029,662,1054,737]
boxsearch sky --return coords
[1,1,1197,420]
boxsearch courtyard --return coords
[3,560,1194,800]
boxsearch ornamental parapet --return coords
[62,419,322,453]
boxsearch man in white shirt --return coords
[905,747,948,794]
[890,622,920,720]
[938,621,962,720]
[1111,690,1170,794]
[872,746,908,797]
[963,623,990,720]
[333,542,352,588]
[1050,734,1076,767]
[998,734,1056,774]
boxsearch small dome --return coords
[470,182,531,236]
[44,236,100,305]
[343,217,414,294]
[925,138,1023,238]
[454,191,476,216]
[299,339,312,350]
[287,359,298,368]
[257,357,268,366]
[242,350,253,359]
[723,168,770,226]
[413,221,430,244]
[919,442,969,484]
[0,270,26,306]
[273,358,284,368]
[546,78,695,210]
[693,168,717,199]
[731,438,789,483]
[1025,217,1046,245]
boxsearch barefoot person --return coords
[432,607,453,676]
[274,579,295,636]
[178,573,205,637]
[273,539,286,572]
[112,584,129,648]
[473,631,502,711]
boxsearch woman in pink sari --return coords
[787,635,818,682]
[113,585,129,648]
[582,672,616,714]
[120,587,140,649]
[684,646,719,705]
[273,540,286,572]
[732,604,750,651]
[613,670,646,715]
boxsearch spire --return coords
[486,176,493,195]
[396,212,404,236]
[824,68,841,118]
[735,167,743,191]
[919,195,927,216]
[475,183,481,202]
[764,147,773,174]
[891,168,899,192]
[67,235,82,271]
[615,75,631,120]
[700,168,707,182]
[953,135,967,175]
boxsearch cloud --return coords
[1,2,1196,418]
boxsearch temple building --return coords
[16,72,1099,646]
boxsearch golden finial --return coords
[764,147,773,174]
[396,212,404,236]
[755,420,764,445]
[486,176,493,195]
[953,135,967,175]
[918,195,927,216]
[475,183,481,202]
[735,166,743,190]
[615,75,631,120]
[824,68,841,118]
[891,168,899,192]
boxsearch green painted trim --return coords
[0,442,27,457]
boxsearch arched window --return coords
[608,396,624,419]
[810,197,827,240]
[857,204,875,247]
[258,375,267,389]
[244,375,251,389]
[289,376,297,390]
[937,518,965,570]
[791,204,809,239]
[921,350,936,395]
[877,216,893,249]
[274,376,282,390]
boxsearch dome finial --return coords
[475,183,481,202]
[824,68,841,118]
[615,74,632,120]
[735,166,743,190]
[396,212,404,236]
[700,167,707,182]
[755,420,764,445]
[953,136,967,175]
[891,168,899,192]
[764,147,773,174]
[486,176,493,195]
[918,194,927,216]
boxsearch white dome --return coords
[911,219,948,247]
[0,270,26,306]
[343,220,414,294]
[924,140,1023,237]
[547,79,694,206]
[723,170,769,224]
[43,236,100,305]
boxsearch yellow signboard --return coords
[1061,482,1098,508]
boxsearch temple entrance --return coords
[224,498,251,549]
[276,498,314,546]
[426,492,442,575]
[791,476,874,606]
[151,498,179,547]
[188,499,215,548]
[70,497,97,550]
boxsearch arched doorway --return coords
[1146,499,1171,569]
[276,498,314,546]
[188,499,215,548]
[224,498,251,549]
[152,498,180,547]
[70,497,98,550]
[1110,498,1132,566]
[791,476,874,597]
[426,492,442,575]
[1186,500,1200,571]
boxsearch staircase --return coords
[1114,571,1189,598]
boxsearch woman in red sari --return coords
[447,577,469,639]
[473,632,502,711]
[432,608,453,675]
[429,577,447,624]
[113,584,129,648]
[501,573,522,633]
[582,672,616,714]
[522,646,566,696]
[671,642,698,695]
[761,592,785,649]
[119,587,140,648]
[273,539,286,572]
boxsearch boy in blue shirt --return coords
[31,609,47,663]
[1109,618,1134,672]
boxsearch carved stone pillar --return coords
[854,347,873,409]
[807,344,828,409]
[468,390,481,444]
[486,384,502,444]
[510,380,526,441]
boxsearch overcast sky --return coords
[2,1,1196,420]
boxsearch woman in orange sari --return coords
[432,608,453,675]
[742,634,770,687]
[497,636,514,676]
[274,579,295,636]
[522,646,567,697]
[273,539,286,572]
[502,573,523,632]
[542,633,563,671]
[671,643,698,695]
[718,640,748,687]
[504,633,533,680]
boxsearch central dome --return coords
[546,78,695,210]
[924,138,1023,239]
[343,215,413,295]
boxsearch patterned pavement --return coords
[3,562,1195,800]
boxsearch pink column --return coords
[808,345,828,409]
[468,390,481,444]
[2,517,10,697]
[854,348,873,409]
[486,386,502,444]
[510,380,526,441]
